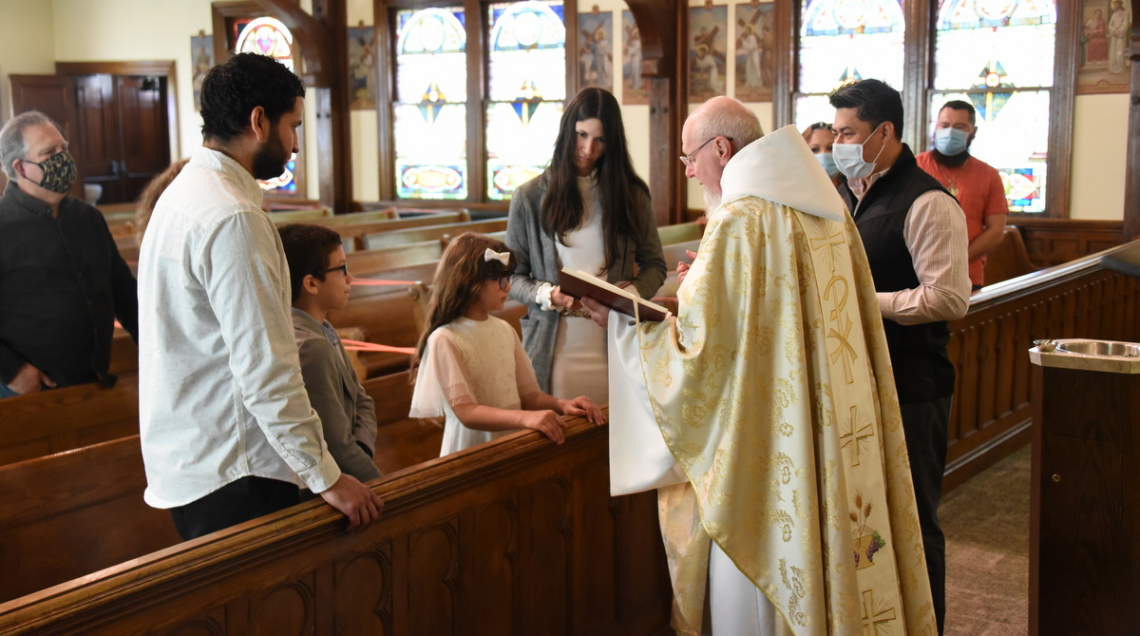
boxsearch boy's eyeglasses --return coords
[316,263,349,277]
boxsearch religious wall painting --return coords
[621,11,648,105]
[689,5,729,103]
[579,8,614,91]
[190,33,214,112]
[1077,0,1131,94]
[734,2,774,102]
[348,24,378,110]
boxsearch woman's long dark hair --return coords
[410,233,517,379]
[541,87,648,271]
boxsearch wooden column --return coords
[1124,0,1140,240]
[628,0,684,227]
[255,0,353,213]
[901,0,932,150]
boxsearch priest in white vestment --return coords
[583,97,938,635]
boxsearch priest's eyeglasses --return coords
[680,136,733,168]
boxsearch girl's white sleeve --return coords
[409,330,479,417]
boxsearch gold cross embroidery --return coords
[840,405,874,467]
[861,589,897,636]
[810,229,845,275]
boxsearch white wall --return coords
[0,0,58,122]
[1069,93,1129,220]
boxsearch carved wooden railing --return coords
[944,240,1140,491]
[0,415,673,636]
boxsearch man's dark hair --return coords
[200,53,305,143]
[278,223,344,304]
[939,100,976,125]
[828,79,904,140]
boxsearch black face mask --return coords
[22,150,78,194]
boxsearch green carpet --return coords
[942,445,1030,636]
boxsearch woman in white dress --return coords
[505,88,666,405]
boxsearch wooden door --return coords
[115,75,171,203]
[74,74,123,202]
[8,74,84,200]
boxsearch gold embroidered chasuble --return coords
[609,126,937,635]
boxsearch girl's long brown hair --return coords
[411,233,517,378]
[541,87,649,271]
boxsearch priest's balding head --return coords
[680,96,764,211]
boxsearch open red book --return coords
[558,268,670,322]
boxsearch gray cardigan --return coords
[505,172,666,393]
[292,308,382,482]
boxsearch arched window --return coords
[930,0,1057,213]
[795,0,905,130]
[486,1,566,200]
[383,0,569,204]
[393,7,468,200]
[234,16,302,195]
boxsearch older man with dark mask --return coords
[0,111,138,398]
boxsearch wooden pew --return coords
[943,240,1140,492]
[0,414,672,636]
[982,224,1038,287]
[0,375,139,468]
[657,221,703,245]
[347,243,444,280]
[327,210,468,251]
[364,371,443,474]
[0,435,182,604]
[362,218,509,251]
[267,207,334,223]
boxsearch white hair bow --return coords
[484,248,510,266]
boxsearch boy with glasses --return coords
[279,223,382,483]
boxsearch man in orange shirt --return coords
[916,100,1009,291]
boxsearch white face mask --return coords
[833,123,886,181]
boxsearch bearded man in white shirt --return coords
[582,97,937,635]
[138,53,383,540]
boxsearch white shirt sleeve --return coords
[878,190,972,325]
[197,212,341,492]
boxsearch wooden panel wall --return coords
[0,419,673,636]
[943,248,1140,492]
[1014,219,1125,268]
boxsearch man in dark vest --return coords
[830,79,970,636]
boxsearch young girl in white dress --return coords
[409,234,606,457]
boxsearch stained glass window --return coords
[795,0,905,131]
[393,7,468,200]
[486,1,566,200]
[931,0,1056,212]
[236,17,300,194]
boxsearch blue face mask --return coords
[934,127,970,156]
[815,152,839,179]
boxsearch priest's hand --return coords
[551,286,582,311]
[320,474,385,532]
[520,409,566,444]
[580,297,610,328]
[677,250,698,285]
[559,395,606,426]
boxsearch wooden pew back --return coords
[0,417,672,636]
[0,435,181,604]
[362,218,509,251]
[983,224,1038,286]
[0,375,139,468]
